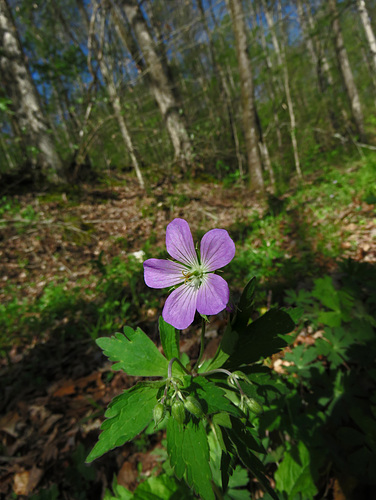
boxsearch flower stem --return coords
[199,368,246,396]
[193,317,206,372]
[167,357,191,378]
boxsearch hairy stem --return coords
[193,317,206,371]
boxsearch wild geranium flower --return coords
[143,218,235,330]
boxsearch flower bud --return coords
[184,396,205,419]
[171,400,186,425]
[153,403,165,426]
[246,397,263,416]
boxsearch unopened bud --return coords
[153,403,165,426]
[245,397,263,415]
[184,396,205,419]
[171,400,186,425]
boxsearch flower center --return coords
[182,265,206,289]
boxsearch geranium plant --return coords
[87,219,295,499]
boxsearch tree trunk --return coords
[262,0,302,178]
[0,0,64,182]
[328,0,366,141]
[228,0,264,192]
[357,0,376,75]
[78,0,145,189]
[122,0,192,166]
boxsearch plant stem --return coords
[193,317,206,371]
[199,368,246,396]
[167,357,191,378]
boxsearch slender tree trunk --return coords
[328,0,366,141]
[357,0,376,75]
[296,0,338,132]
[78,0,145,189]
[254,1,283,151]
[228,0,264,192]
[0,0,64,182]
[262,0,302,178]
[122,0,192,166]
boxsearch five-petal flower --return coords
[143,218,235,329]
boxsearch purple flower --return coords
[143,218,235,330]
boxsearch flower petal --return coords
[144,259,186,289]
[200,229,235,271]
[196,273,229,315]
[163,284,198,330]
[166,218,199,267]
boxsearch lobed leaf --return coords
[167,418,215,500]
[274,441,317,499]
[96,326,169,377]
[86,382,159,462]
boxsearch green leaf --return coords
[159,317,180,360]
[133,473,194,499]
[97,326,169,377]
[274,441,317,499]
[191,377,241,416]
[225,426,278,500]
[167,418,215,500]
[203,322,238,371]
[312,276,340,311]
[203,278,257,372]
[225,309,295,368]
[232,277,257,331]
[86,382,159,462]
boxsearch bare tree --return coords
[0,0,64,182]
[228,0,264,192]
[328,0,366,141]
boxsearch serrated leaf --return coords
[225,309,295,368]
[274,442,317,499]
[86,382,159,462]
[167,418,215,500]
[97,326,169,377]
[159,317,180,360]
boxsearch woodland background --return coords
[1,0,376,499]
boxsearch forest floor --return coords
[0,165,375,499]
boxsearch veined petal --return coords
[200,229,235,271]
[163,283,198,330]
[144,259,186,289]
[196,273,229,315]
[166,218,199,267]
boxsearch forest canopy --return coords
[1,0,376,191]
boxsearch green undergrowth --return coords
[226,154,376,305]
[0,253,161,358]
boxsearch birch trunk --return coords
[261,0,302,178]
[122,0,192,166]
[328,0,366,142]
[228,0,264,192]
[0,0,64,182]
[357,0,376,75]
